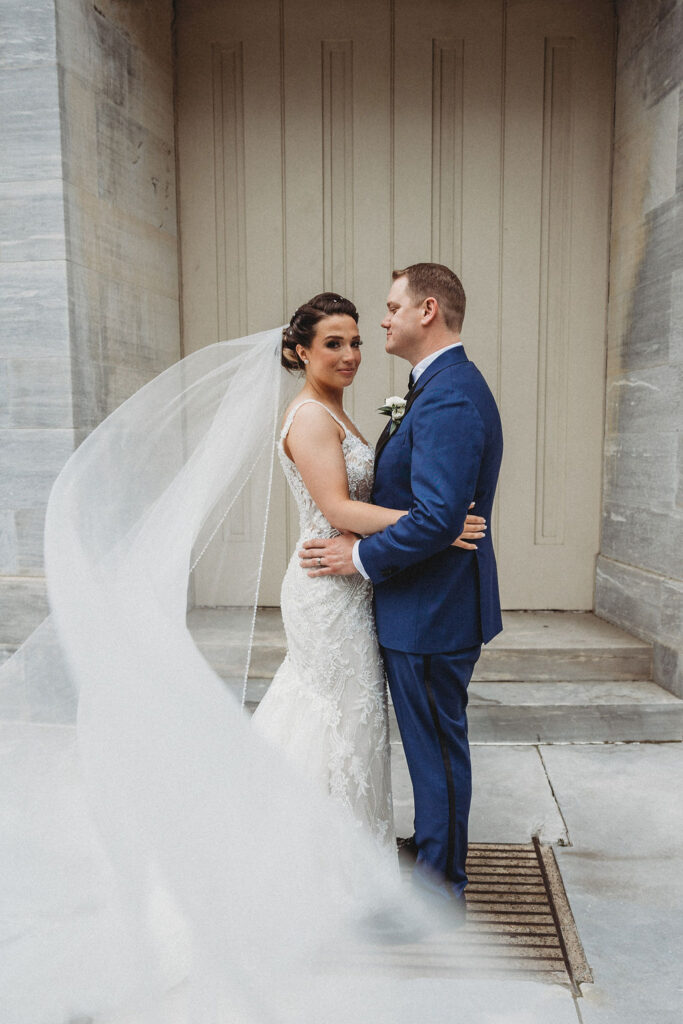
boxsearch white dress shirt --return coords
[351,343,463,578]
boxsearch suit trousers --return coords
[382,643,481,899]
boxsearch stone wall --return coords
[0,0,180,657]
[596,0,683,695]
[56,0,180,434]
[0,0,73,655]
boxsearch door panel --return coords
[499,0,614,606]
[175,0,614,608]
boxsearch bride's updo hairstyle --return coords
[281,292,359,372]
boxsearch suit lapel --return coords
[373,346,468,471]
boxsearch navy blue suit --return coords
[359,345,503,897]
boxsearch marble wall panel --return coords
[603,432,678,507]
[0,508,46,575]
[614,32,653,137]
[643,89,679,214]
[127,49,175,143]
[615,2,682,115]
[99,279,181,373]
[616,0,676,68]
[7,357,73,428]
[55,0,173,141]
[58,66,99,195]
[610,91,678,234]
[645,1,683,106]
[595,554,663,639]
[0,510,17,572]
[660,578,683,646]
[609,271,672,372]
[63,183,178,299]
[0,180,67,262]
[0,261,70,358]
[66,261,105,431]
[14,507,46,573]
[606,223,649,305]
[65,267,180,429]
[653,642,683,698]
[0,359,8,427]
[0,577,48,644]
[605,363,680,436]
[601,502,682,578]
[55,0,133,109]
[0,0,57,70]
[0,429,75,508]
[0,65,62,181]
[94,209,179,299]
[95,102,176,234]
[672,266,683,363]
[101,363,159,416]
[93,0,173,71]
[640,196,683,285]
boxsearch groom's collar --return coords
[411,342,462,385]
[411,342,468,391]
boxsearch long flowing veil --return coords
[0,327,568,1024]
[0,328,389,1021]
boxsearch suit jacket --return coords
[358,345,503,653]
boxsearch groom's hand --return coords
[299,531,359,577]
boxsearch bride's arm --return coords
[286,403,406,536]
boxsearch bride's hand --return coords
[452,502,486,550]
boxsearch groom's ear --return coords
[421,297,438,326]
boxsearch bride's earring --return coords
[302,358,309,364]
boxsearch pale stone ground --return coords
[392,738,683,1024]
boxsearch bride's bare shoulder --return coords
[281,399,344,450]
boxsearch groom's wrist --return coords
[352,540,370,580]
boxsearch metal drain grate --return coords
[463,839,591,991]
[382,839,592,991]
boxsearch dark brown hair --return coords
[281,293,359,372]
[392,263,466,331]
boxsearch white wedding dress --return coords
[253,400,394,845]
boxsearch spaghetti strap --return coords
[280,399,348,441]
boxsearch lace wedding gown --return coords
[252,400,394,845]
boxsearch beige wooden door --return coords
[175,0,614,609]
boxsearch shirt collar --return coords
[411,342,463,385]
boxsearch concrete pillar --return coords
[596,0,683,695]
[0,0,180,659]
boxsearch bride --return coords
[252,292,484,847]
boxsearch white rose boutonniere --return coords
[378,396,407,437]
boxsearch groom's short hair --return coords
[393,263,466,332]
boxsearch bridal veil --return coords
[0,328,402,1023]
[0,326,563,1024]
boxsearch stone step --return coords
[466,680,683,743]
[478,611,653,682]
[188,608,654,683]
[186,607,683,743]
[208,675,683,744]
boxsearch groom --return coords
[300,263,503,910]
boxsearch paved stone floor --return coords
[391,739,683,1023]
